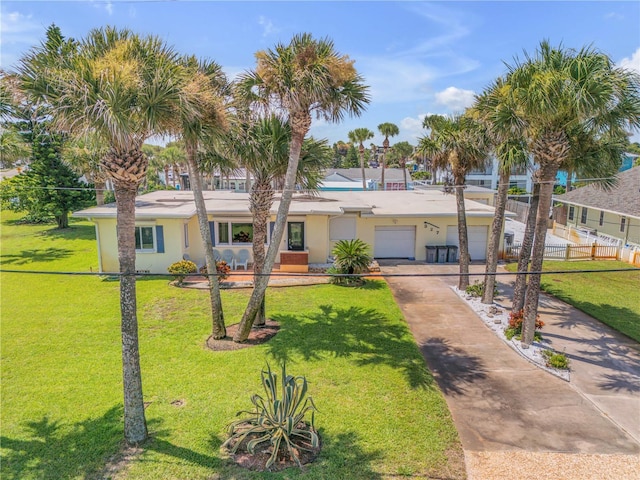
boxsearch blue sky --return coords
[2,1,639,145]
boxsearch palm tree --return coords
[392,141,414,190]
[230,114,330,326]
[62,133,110,205]
[377,122,399,190]
[158,143,186,188]
[505,41,640,345]
[20,26,194,444]
[233,33,369,342]
[347,127,374,190]
[174,56,229,340]
[417,114,490,290]
[471,78,530,304]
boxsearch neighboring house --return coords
[73,189,503,274]
[465,156,533,192]
[554,166,640,247]
[322,168,412,191]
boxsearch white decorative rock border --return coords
[452,286,570,382]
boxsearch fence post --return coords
[591,242,596,260]
[565,244,571,261]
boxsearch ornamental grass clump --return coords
[222,364,319,470]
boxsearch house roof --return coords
[555,166,640,219]
[73,189,500,220]
[324,168,409,182]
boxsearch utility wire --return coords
[1,268,638,278]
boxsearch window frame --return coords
[599,211,604,227]
[183,223,189,248]
[580,207,588,224]
[135,225,156,253]
[215,221,254,245]
[568,206,574,221]
[620,217,626,233]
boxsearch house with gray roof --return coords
[554,166,640,246]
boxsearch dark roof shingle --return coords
[555,166,640,218]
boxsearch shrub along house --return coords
[73,189,501,274]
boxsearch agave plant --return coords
[222,364,319,469]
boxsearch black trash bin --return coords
[446,245,458,263]
[436,245,448,263]
[425,245,437,263]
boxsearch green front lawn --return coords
[0,211,464,480]
[505,260,640,342]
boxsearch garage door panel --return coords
[445,225,488,261]
[374,226,415,259]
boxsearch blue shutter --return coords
[155,225,165,253]
[209,221,216,246]
[269,222,275,244]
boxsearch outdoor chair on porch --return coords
[221,249,236,270]
[234,249,250,270]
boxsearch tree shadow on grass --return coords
[0,247,73,265]
[419,338,488,396]
[0,407,123,480]
[267,304,435,390]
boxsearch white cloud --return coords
[400,114,427,140]
[434,86,476,112]
[353,3,479,104]
[0,9,41,68]
[618,47,640,74]
[604,12,624,21]
[258,15,279,37]
[89,0,113,16]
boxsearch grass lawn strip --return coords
[505,260,640,342]
[0,210,465,480]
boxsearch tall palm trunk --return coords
[359,143,367,190]
[234,112,311,342]
[95,178,106,206]
[382,139,388,191]
[482,169,510,304]
[512,182,540,311]
[164,165,170,188]
[114,183,148,444]
[102,145,149,444]
[250,178,274,326]
[521,133,569,346]
[454,170,471,290]
[402,161,408,190]
[186,145,226,339]
[565,168,573,192]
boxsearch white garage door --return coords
[446,225,489,261]
[374,226,416,259]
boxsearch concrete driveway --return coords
[381,262,640,479]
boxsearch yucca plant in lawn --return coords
[222,364,319,470]
[330,239,372,286]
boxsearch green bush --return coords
[542,350,570,370]
[411,171,431,181]
[330,239,372,286]
[465,280,498,298]
[222,364,319,469]
[508,186,527,195]
[167,259,197,284]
